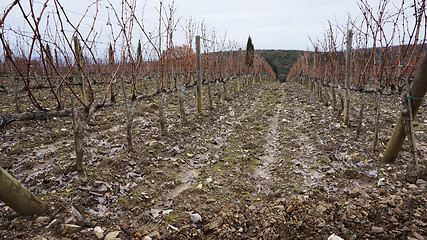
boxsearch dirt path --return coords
[253,87,284,183]
[0,80,426,240]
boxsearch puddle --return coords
[170,169,200,198]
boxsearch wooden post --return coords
[325,85,330,106]
[108,44,116,103]
[237,77,241,93]
[343,30,353,126]
[55,48,63,109]
[196,36,204,116]
[311,79,315,93]
[4,43,21,113]
[401,79,418,182]
[332,86,337,111]
[170,58,174,90]
[121,76,133,152]
[0,167,46,216]
[313,48,317,96]
[319,81,323,102]
[223,81,227,100]
[238,48,242,93]
[217,79,221,103]
[159,93,166,135]
[74,37,87,105]
[6,45,22,113]
[337,86,344,117]
[71,95,85,177]
[12,75,21,113]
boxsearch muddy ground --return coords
[0,79,426,240]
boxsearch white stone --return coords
[105,231,120,240]
[328,234,344,240]
[94,226,104,239]
[190,213,202,223]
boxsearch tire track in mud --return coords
[276,82,343,194]
[166,85,266,200]
[253,88,284,182]
[219,82,288,195]
[284,89,327,192]
[242,81,331,195]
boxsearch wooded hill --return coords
[258,49,304,82]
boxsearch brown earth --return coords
[0,80,426,240]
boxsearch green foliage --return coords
[45,43,53,63]
[108,43,114,65]
[258,49,304,82]
[73,37,84,63]
[264,56,279,79]
[137,40,142,64]
[245,36,254,67]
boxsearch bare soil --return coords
[1,80,426,240]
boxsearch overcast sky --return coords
[0,0,406,51]
[171,0,362,50]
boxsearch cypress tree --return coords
[108,43,114,65]
[45,43,53,64]
[245,36,254,67]
[137,40,142,64]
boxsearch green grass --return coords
[117,196,126,202]
[313,189,323,195]
[165,214,174,224]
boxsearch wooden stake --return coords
[74,37,87,105]
[196,36,204,116]
[121,76,133,152]
[343,30,353,126]
[223,81,227,100]
[319,81,323,102]
[0,167,46,216]
[159,93,166,135]
[12,75,21,113]
[71,95,85,176]
[325,85,330,106]
[401,79,418,182]
[337,86,344,117]
[332,86,336,111]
